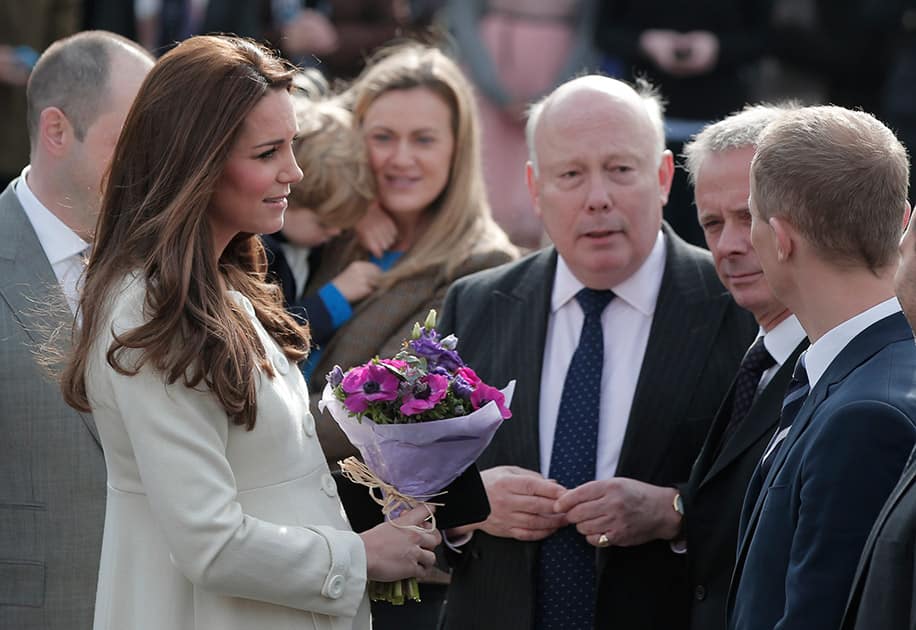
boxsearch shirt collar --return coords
[551,230,667,315]
[804,296,902,388]
[14,165,89,265]
[761,314,807,367]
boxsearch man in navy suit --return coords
[840,203,916,630]
[727,106,916,630]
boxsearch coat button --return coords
[694,585,706,601]
[302,412,315,436]
[327,574,344,599]
[321,473,338,497]
[273,353,289,375]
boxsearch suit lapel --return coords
[616,228,731,480]
[690,381,738,488]
[0,183,101,447]
[842,453,916,626]
[735,312,912,572]
[497,249,555,472]
[701,342,807,488]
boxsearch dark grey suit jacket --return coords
[0,181,106,629]
[841,447,916,630]
[438,226,757,630]
[682,339,807,630]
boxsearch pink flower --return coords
[341,364,400,414]
[470,383,512,419]
[400,374,449,416]
[456,367,481,387]
[381,359,408,371]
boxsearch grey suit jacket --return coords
[438,225,757,630]
[840,447,916,630]
[0,181,106,629]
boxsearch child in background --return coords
[262,98,381,377]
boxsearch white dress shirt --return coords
[15,166,89,315]
[804,297,903,389]
[757,314,808,392]
[539,230,667,480]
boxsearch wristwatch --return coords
[673,492,685,517]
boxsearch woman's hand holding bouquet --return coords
[319,310,514,604]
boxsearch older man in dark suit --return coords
[675,104,808,630]
[0,32,152,630]
[438,75,756,630]
[839,200,916,630]
[727,106,916,630]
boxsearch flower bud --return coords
[424,309,437,330]
[411,322,422,339]
[327,365,344,389]
[440,334,458,350]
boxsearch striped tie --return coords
[742,353,809,520]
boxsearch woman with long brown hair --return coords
[61,35,439,630]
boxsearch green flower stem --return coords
[367,578,421,605]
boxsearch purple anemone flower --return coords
[340,364,400,414]
[470,383,512,419]
[409,329,464,372]
[400,374,449,416]
[451,374,474,400]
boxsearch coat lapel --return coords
[495,249,555,472]
[616,227,732,480]
[701,342,807,488]
[842,452,916,626]
[0,183,101,447]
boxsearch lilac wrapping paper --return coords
[318,381,515,498]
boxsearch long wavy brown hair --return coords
[61,35,310,430]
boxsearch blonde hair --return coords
[290,98,374,229]
[348,43,515,288]
[752,105,909,272]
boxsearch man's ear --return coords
[526,161,542,218]
[902,201,912,230]
[38,107,74,158]
[657,149,675,205]
[770,216,794,263]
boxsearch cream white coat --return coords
[86,275,370,630]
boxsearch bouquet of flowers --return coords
[319,310,514,604]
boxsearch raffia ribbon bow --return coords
[337,456,444,530]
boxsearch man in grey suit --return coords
[677,104,808,630]
[0,31,152,629]
[438,75,756,629]
[839,198,916,630]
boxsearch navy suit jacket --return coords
[728,311,916,630]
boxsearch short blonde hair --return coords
[752,106,909,271]
[290,99,374,229]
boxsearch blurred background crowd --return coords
[4,0,916,251]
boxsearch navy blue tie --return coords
[741,353,809,530]
[717,337,776,454]
[535,288,613,630]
